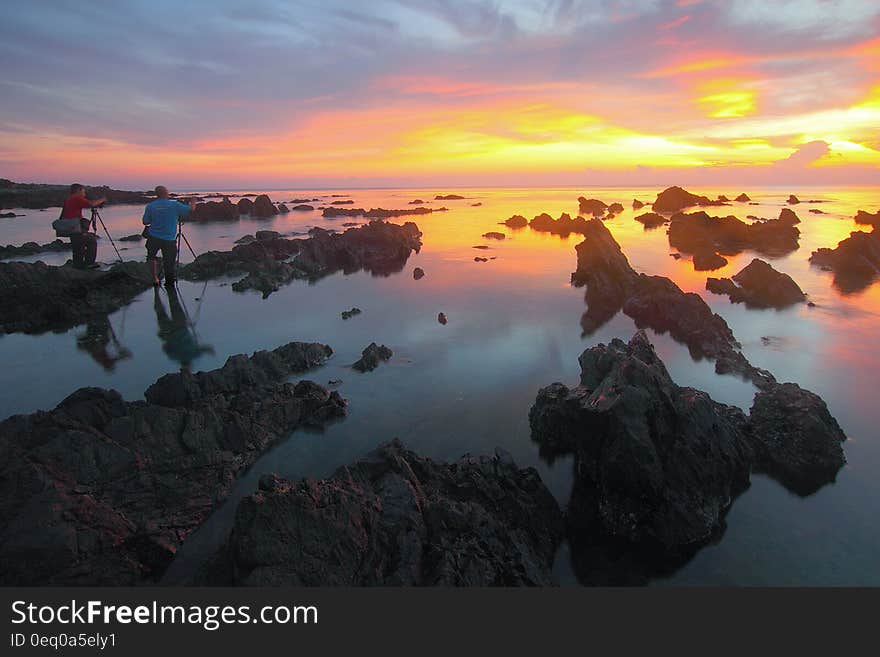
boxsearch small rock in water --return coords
[482,232,505,240]
[341,307,362,320]
[413,267,425,280]
[328,379,343,386]
[235,234,256,244]
[119,234,143,242]
[474,257,488,262]
[438,312,448,325]
[473,245,489,250]
[352,343,392,372]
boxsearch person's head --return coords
[155,185,169,199]
[69,183,85,197]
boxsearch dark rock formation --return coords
[503,215,528,228]
[0,261,154,335]
[632,199,644,210]
[413,267,425,280]
[482,231,505,240]
[809,229,880,293]
[341,307,361,320]
[352,343,392,372]
[530,212,589,236]
[1,212,21,218]
[182,220,423,297]
[787,195,800,205]
[607,202,624,215]
[717,195,730,202]
[652,186,726,213]
[291,204,314,211]
[735,193,750,202]
[435,194,465,200]
[0,180,151,210]
[322,206,445,219]
[119,234,143,242]
[277,203,290,213]
[778,208,801,225]
[578,198,608,216]
[330,200,354,205]
[810,209,825,214]
[692,250,728,271]
[438,312,448,325]
[191,199,239,222]
[474,257,488,262]
[530,331,847,582]
[200,440,564,586]
[668,210,800,259]
[1,239,69,260]
[252,195,278,218]
[471,202,482,207]
[0,341,344,585]
[634,212,667,229]
[707,259,806,308]
[854,209,880,228]
[255,230,280,241]
[409,199,425,205]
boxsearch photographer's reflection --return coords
[153,286,214,370]
[76,316,132,372]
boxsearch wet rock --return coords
[0,341,344,585]
[0,261,154,335]
[706,258,806,308]
[578,197,608,216]
[409,199,425,205]
[471,202,482,207]
[717,195,730,202]
[341,307,361,320]
[778,208,801,225]
[1,212,21,218]
[607,202,624,215]
[352,342,392,372]
[634,212,667,229]
[192,198,239,222]
[632,199,644,210]
[0,239,69,260]
[746,383,846,495]
[787,195,800,205]
[322,206,445,219]
[119,234,143,242]
[277,203,290,213]
[413,267,425,280]
[255,230,280,241]
[473,245,490,249]
[692,250,728,271]
[809,229,880,294]
[809,209,825,214]
[652,186,726,213]
[235,197,251,214]
[200,440,563,585]
[438,312,448,325]
[854,209,880,228]
[482,232,505,240]
[530,212,589,236]
[435,194,465,200]
[252,194,278,218]
[330,200,354,205]
[291,204,314,211]
[668,210,800,258]
[503,215,528,228]
[735,193,750,202]
[234,234,256,244]
[0,180,152,210]
[474,257,488,262]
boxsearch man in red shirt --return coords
[62,183,106,269]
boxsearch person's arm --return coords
[142,205,152,226]
[88,196,107,207]
[176,200,193,222]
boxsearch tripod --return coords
[91,206,123,262]
[176,221,198,268]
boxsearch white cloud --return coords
[722,0,880,40]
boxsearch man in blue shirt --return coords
[142,185,195,286]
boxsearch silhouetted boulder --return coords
[735,193,750,202]
[530,212,589,236]
[578,197,608,216]
[668,210,800,258]
[787,195,800,204]
[854,209,880,228]
[438,312,448,325]
[707,258,806,308]
[634,212,667,229]
[778,208,800,225]
[201,440,563,585]
[0,239,69,260]
[413,267,425,280]
[237,198,254,214]
[252,194,278,218]
[607,202,624,215]
[692,250,728,271]
[435,194,465,200]
[652,186,725,213]
[632,199,644,210]
[503,214,528,228]
[341,307,361,320]
[277,203,290,213]
[352,343,392,372]
[717,195,730,202]
[809,229,880,293]
[291,204,314,211]
[409,199,425,205]
[482,232,505,240]
[323,206,445,219]
[192,198,239,222]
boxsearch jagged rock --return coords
[0,261,153,335]
[322,206,445,219]
[503,215,528,228]
[341,307,361,320]
[634,212,667,229]
[482,232,505,240]
[352,343,392,372]
[0,239,69,260]
[409,199,425,205]
[692,250,728,271]
[192,198,239,222]
[0,180,151,210]
[810,209,825,214]
[854,209,880,228]
[809,229,880,293]
[438,312,448,325]
[668,210,799,258]
[787,195,800,204]
[234,234,256,244]
[530,212,589,236]
[778,208,801,225]
[236,198,252,214]
[578,198,608,216]
[717,195,730,202]
[735,193,750,202]
[652,186,726,213]
[607,202,624,215]
[632,199,644,210]
[252,195,278,218]
[0,341,344,585]
[255,230,280,241]
[413,267,425,280]
[435,194,465,200]
[707,259,806,308]
[291,204,314,211]
[277,203,290,213]
[200,440,564,585]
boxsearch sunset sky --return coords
[1,0,878,188]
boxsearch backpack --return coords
[52,205,81,237]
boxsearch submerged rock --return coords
[482,231,505,240]
[322,206,444,219]
[341,307,361,320]
[435,194,465,200]
[578,197,608,217]
[706,258,806,308]
[119,234,143,242]
[607,202,624,215]
[352,342,392,372]
[652,186,726,213]
[409,199,425,205]
[277,203,290,213]
[634,212,667,229]
[200,440,564,585]
[809,229,880,294]
[0,341,344,585]
[291,204,314,211]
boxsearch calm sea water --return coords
[1,186,878,585]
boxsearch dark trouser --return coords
[146,236,178,282]
[70,229,97,268]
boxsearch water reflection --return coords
[153,286,214,370]
[75,315,132,372]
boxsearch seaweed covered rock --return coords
[707,259,806,308]
[0,341,344,585]
[202,440,564,586]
